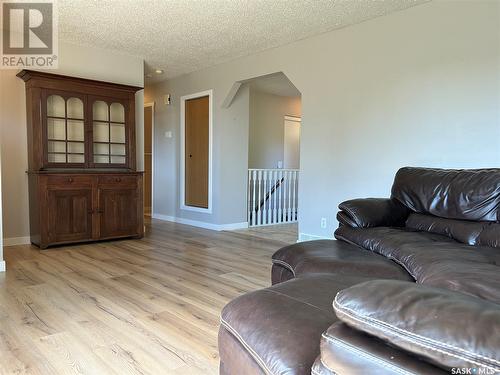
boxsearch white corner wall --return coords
[147,1,500,238]
[248,90,301,169]
[0,41,144,244]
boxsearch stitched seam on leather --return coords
[338,211,356,227]
[220,318,274,375]
[339,206,362,227]
[319,356,336,374]
[322,333,415,375]
[266,289,332,314]
[271,259,296,276]
[333,296,500,370]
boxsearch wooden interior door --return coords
[185,96,209,208]
[144,105,153,216]
[47,188,93,243]
[99,187,138,238]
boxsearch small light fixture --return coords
[155,69,164,75]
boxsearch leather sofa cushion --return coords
[318,322,447,375]
[417,261,500,303]
[337,198,410,228]
[334,280,500,373]
[406,212,500,248]
[272,240,412,282]
[335,226,500,303]
[334,225,453,260]
[219,274,380,375]
[391,167,500,222]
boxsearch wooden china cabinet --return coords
[18,70,144,249]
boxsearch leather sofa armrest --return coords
[337,198,409,228]
[333,280,500,373]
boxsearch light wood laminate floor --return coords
[0,220,297,375]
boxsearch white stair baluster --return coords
[257,170,262,226]
[252,170,257,226]
[273,170,278,224]
[263,170,268,225]
[292,171,297,221]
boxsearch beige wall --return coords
[0,41,144,243]
[248,90,301,169]
[146,1,500,238]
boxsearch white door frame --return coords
[144,102,155,215]
[284,115,301,169]
[180,89,213,214]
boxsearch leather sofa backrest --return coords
[406,213,500,248]
[391,167,500,222]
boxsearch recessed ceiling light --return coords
[155,69,164,75]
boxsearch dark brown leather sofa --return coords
[219,167,500,375]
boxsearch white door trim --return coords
[180,89,213,214]
[144,102,155,216]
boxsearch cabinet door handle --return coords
[115,177,121,182]
[68,177,74,183]
[97,209,104,214]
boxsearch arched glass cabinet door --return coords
[91,98,127,167]
[45,93,85,166]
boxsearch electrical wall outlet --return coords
[320,217,327,229]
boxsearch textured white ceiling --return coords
[58,0,428,82]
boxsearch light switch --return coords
[277,160,283,169]
[165,131,173,138]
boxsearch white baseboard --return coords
[152,213,248,231]
[3,236,31,246]
[0,261,5,272]
[298,233,332,242]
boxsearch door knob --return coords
[189,154,192,158]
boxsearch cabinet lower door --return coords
[47,188,93,244]
[99,188,138,238]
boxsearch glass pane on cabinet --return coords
[47,95,65,117]
[67,97,84,119]
[93,122,109,142]
[111,156,126,164]
[94,155,110,164]
[67,120,84,141]
[48,153,66,163]
[110,103,125,123]
[93,143,109,155]
[111,144,126,156]
[48,140,65,153]
[68,154,84,163]
[93,101,108,121]
[47,118,66,140]
[110,124,125,143]
[68,142,84,154]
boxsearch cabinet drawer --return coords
[46,175,93,186]
[98,175,137,187]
